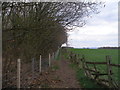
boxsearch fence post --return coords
[49,53,51,67]
[39,55,42,74]
[32,58,35,80]
[78,54,82,68]
[82,55,87,76]
[106,55,113,88]
[76,54,79,65]
[74,54,77,64]
[93,63,99,80]
[17,59,21,88]
[52,52,54,60]
[82,55,91,78]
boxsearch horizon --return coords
[61,45,119,49]
[66,1,118,48]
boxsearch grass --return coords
[51,65,59,71]
[68,49,119,82]
[69,63,107,89]
[41,84,50,88]
[53,76,60,81]
[62,48,119,88]
[69,49,118,64]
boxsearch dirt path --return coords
[53,59,80,88]
[31,59,81,88]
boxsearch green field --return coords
[65,48,119,87]
[69,48,118,64]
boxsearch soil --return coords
[30,59,81,88]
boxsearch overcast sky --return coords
[63,0,119,48]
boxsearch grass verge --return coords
[69,63,108,89]
[51,65,59,71]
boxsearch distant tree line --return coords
[98,47,120,49]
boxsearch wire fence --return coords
[2,51,59,88]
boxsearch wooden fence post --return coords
[93,63,99,80]
[82,55,91,78]
[52,52,54,60]
[78,54,82,68]
[32,58,35,80]
[74,54,76,64]
[106,55,113,88]
[39,55,41,74]
[76,54,79,65]
[17,59,21,88]
[82,55,88,76]
[49,53,51,67]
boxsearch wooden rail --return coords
[69,53,119,89]
[86,61,120,67]
[86,61,107,65]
